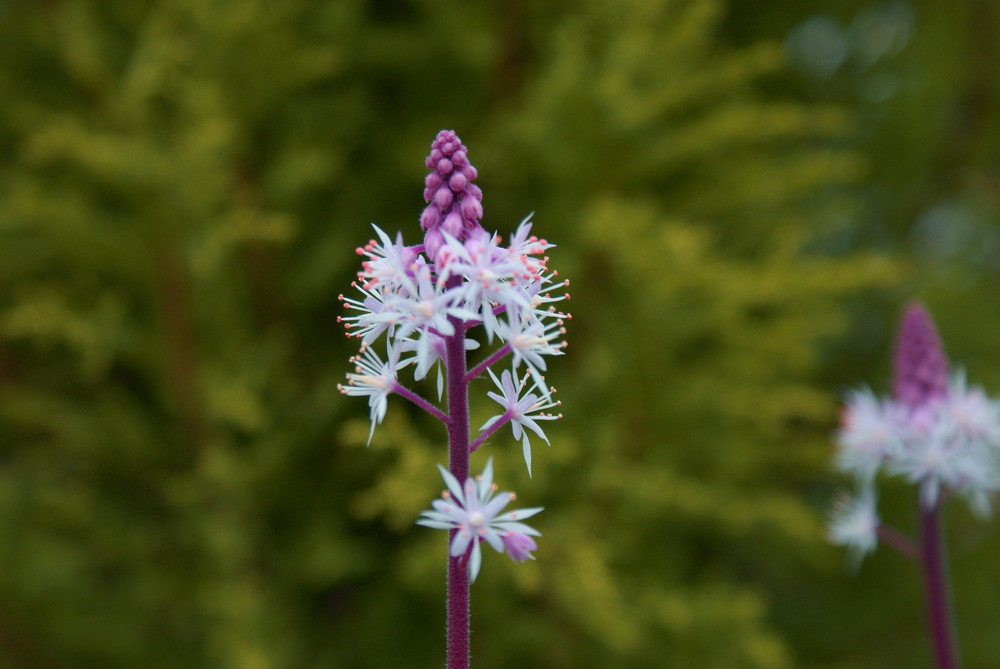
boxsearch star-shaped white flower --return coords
[416,458,542,582]
[481,369,561,476]
[338,343,401,445]
[828,486,880,566]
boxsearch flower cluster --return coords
[417,458,542,582]
[339,132,568,454]
[340,130,568,583]
[830,302,1000,561]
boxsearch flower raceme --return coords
[339,130,568,596]
[829,302,1000,560]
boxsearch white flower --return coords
[339,284,397,345]
[889,398,1000,514]
[338,343,401,445]
[828,487,879,565]
[835,389,906,481]
[494,312,566,392]
[481,369,561,476]
[946,371,1000,443]
[416,458,543,582]
[355,224,417,293]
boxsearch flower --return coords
[946,370,1000,443]
[416,458,543,582]
[355,224,419,293]
[495,311,567,391]
[481,369,562,476]
[828,487,880,565]
[337,343,401,445]
[888,374,1000,515]
[835,389,907,481]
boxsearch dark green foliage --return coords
[1,0,998,667]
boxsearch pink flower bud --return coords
[424,228,444,260]
[425,172,443,191]
[460,196,483,222]
[443,210,463,238]
[502,532,537,562]
[420,205,441,230]
[433,186,453,210]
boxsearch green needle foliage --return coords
[2,0,998,668]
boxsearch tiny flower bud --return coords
[434,186,453,210]
[425,172,443,191]
[502,532,538,562]
[443,210,463,238]
[424,227,444,259]
[420,205,441,230]
[461,196,483,222]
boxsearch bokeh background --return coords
[2,0,1000,667]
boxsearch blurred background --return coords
[2,0,999,666]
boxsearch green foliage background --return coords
[1,0,999,667]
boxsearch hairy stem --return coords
[469,411,512,453]
[464,343,512,383]
[445,281,471,669]
[392,383,448,423]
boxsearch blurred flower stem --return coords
[920,503,960,669]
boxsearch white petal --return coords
[437,464,465,502]
[468,541,483,583]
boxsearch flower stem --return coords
[920,503,961,669]
[876,523,920,561]
[445,289,471,669]
[464,343,512,383]
[392,382,449,423]
[469,410,512,454]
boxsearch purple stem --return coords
[469,411,513,453]
[464,343,512,384]
[444,285,471,669]
[920,503,961,669]
[461,304,508,329]
[876,523,920,561]
[392,382,449,423]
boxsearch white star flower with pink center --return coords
[417,458,542,582]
